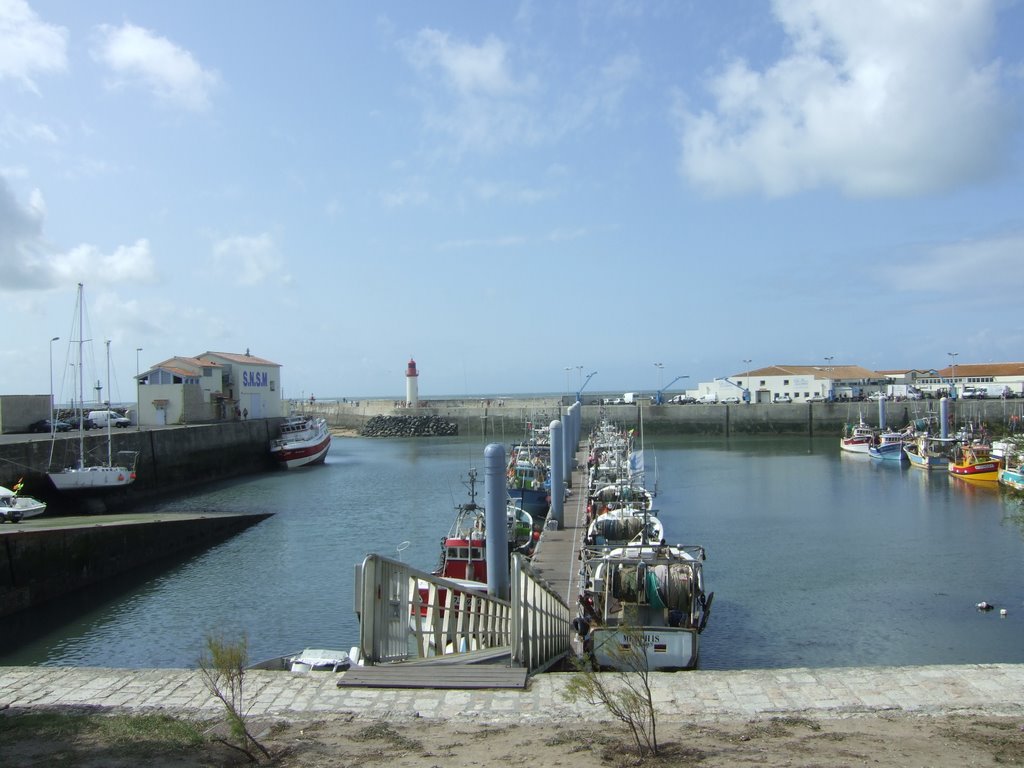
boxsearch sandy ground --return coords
[4,711,1023,767]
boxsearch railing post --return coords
[485,442,510,600]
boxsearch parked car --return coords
[960,387,987,399]
[866,392,887,401]
[806,394,826,403]
[64,414,94,430]
[668,394,696,404]
[773,394,793,403]
[28,418,71,433]
[722,396,741,404]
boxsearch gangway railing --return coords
[355,553,571,674]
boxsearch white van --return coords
[88,410,131,428]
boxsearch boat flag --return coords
[12,478,24,494]
[628,450,645,475]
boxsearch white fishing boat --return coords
[270,414,332,469]
[48,285,138,493]
[0,482,46,523]
[575,540,712,671]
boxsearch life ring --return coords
[117,474,125,481]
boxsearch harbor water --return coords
[2,434,1023,670]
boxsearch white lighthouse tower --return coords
[405,358,419,406]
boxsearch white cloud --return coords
[675,0,1012,198]
[213,233,281,285]
[1,113,60,145]
[405,29,522,96]
[51,238,157,283]
[93,22,219,111]
[0,0,67,92]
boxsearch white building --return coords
[692,364,883,404]
[137,350,281,426]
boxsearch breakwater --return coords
[0,512,270,617]
[313,397,1022,438]
[360,415,458,437]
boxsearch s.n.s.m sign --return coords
[242,370,269,387]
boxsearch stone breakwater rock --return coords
[360,415,458,437]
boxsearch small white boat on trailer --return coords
[0,483,46,523]
[270,415,332,469]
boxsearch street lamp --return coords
[654,362,664,393]
[564,367,571,396]
[575,365,583,394]
[49,336,60,435]
[947,352,959,398]
[136,347,143,430]
[743,359,752,402]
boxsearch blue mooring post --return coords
[549,419,564,529]
[878,396,887,429]
[484,443,510,599]
[940,397,950,439]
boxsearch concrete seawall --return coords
[316,397,1021,438]
[0,419,284,514]
[0,512,271,617]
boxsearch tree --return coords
[197,632,272,763]
[564,627,659,757]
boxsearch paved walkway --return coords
[3,664,1023,724]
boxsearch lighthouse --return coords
[405,358,419,406]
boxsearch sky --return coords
[2,0,1023,403]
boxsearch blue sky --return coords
[2,0,1023,403]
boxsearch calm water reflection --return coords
[2,435,1022,670]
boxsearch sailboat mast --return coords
[105,339,112,465]
[76,283,85,470]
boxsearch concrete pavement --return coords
[3,663,1023,724]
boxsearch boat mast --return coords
[76,283,85,470]
[105,339,112,466]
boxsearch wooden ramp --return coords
[337,663,528,689]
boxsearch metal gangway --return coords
[349,551,571,686]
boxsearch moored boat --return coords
[270,415,332,469]
[904,435,958,470]
[840,416,875,454]
[0,481,46,523]
[868,428,912,463]
[506,442,551,516]
[48,285,138,494]
[998,448,1024,491]
[948,443,1000,483]
[575,540,712,671]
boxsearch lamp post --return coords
[654,362,664,397]
[49,336,60,434]
[564,367,571,396]
[136,347,143,430]
[947,352,958,398]
[575,365,583,395]
[743,359,752,403]
[824,356,834,401]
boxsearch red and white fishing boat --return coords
[270,415,331,469]
[840,414,875,454]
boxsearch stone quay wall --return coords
[0,513,270,617]
[309,397,1021,439]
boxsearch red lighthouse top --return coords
[406,358,418,377]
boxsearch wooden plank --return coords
[337,664,529,689]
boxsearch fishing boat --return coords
[903,434,958,470]
[867,428,912,463]
[506,442,551,517]
[270,414,331,469]
[48,285,138,493]
[840,415,875,454]
[998,447,1024,491]
[575,540,712,671]
[418,469,537,611]
[0,481,46,523]
[948,443,1000,483]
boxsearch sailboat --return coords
[48,284,138,493]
